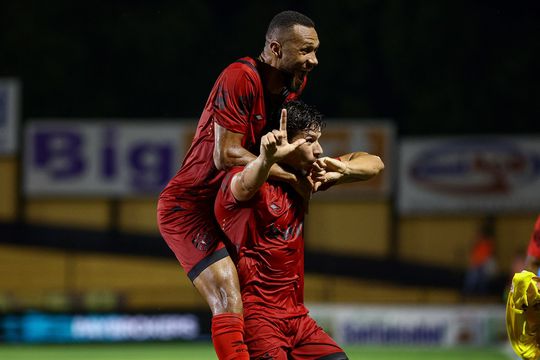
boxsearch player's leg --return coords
[290,315,348,360]
[157,204,247,359]
[193,255,248,360]
[192,254,243,314]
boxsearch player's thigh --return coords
[157,200,228,279]
[244,316,289,360]
[291,316,348,360]
[158,200,243,313]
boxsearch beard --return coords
[288,72,305,92]
[279,63,306,92]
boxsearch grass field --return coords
[0,342,514,359]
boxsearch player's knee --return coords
[193,257,243,314]
[208,285,243,314]
[221,285,243,312]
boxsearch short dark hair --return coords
[284,100,325,139]
[266,10,315,39]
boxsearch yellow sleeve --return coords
[507,270,540,360]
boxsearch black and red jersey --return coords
[215,167,308,318]
[160,57,305,204]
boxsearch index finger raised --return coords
[279,108,287,132]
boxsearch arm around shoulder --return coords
[213,123,256,170]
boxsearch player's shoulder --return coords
[222,57,260,78]
[261,181,295,204]
[223,166,244,186]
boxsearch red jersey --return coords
[527,215,540,258]
[215,167,308,318]
[160,57,305,204]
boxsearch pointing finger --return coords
[279,108,287,132]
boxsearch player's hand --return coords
[311,157,347,185]
[260,109,306,163]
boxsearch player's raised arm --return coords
[311,152,384,191]
[215,119,312,199]
[230,109,306,201]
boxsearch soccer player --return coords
[157,11,319,360]
[215,100,384,359]
[507,215,540,360]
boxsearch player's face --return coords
[285,129,323,173]
[278,25,319,91]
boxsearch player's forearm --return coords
[215,144,257,170]
[338,152,384,183]
[231,155,274,201]
[213,122,257,170]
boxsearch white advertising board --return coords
[398,137,540,214]
[24,121,195,196]
[24,119,393,198]
[308,304,505,346]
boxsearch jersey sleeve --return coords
[527,216,540,258]
[212,68,257,135]
[215,166,266,218]
[215,167,262,250]
[217,167,245,210]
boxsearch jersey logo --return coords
[192,231,214,251]
[264,223,302,241]
[269,202,281,213]
[254,114,263,121]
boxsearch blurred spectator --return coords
[462,217,498,296]
[503,216,539,302]
[511,247,527,276]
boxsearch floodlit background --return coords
[0,1,538,359]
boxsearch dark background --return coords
[0,0,538,135]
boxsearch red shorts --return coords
[244,313,346,360]
[157,198,231,281]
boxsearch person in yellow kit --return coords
[507,215,540,360]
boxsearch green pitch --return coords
[0,342,512,359]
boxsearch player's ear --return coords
[270,41,282,58]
